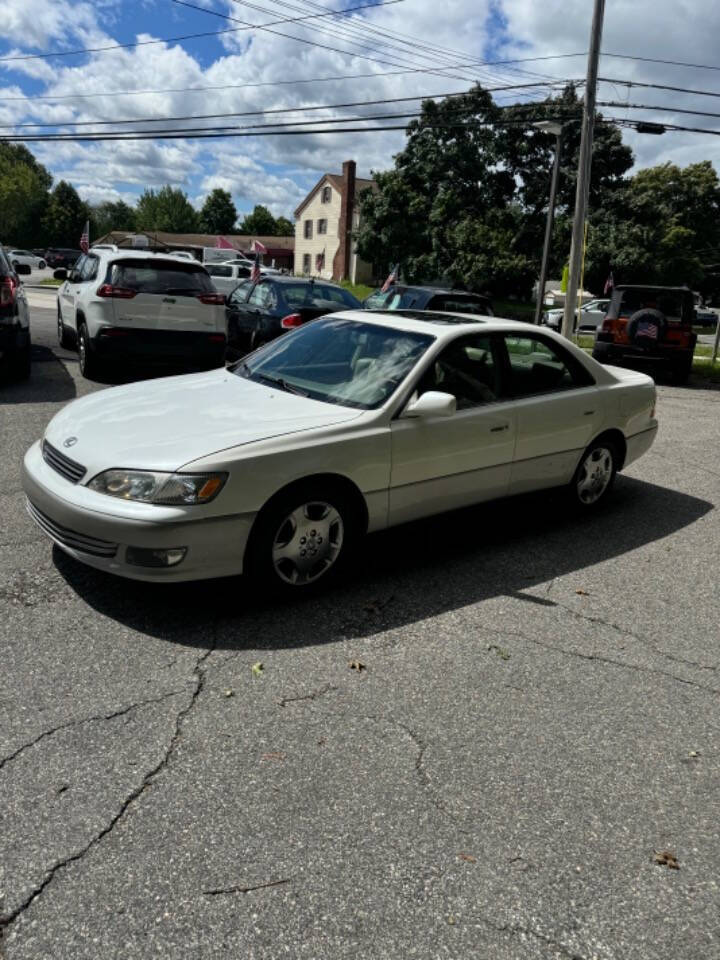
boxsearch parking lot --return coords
[1,292,719,959]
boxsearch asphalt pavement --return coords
[1,293,719,959]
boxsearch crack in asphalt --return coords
[460,912,588,960]
[0,690,184,773]
[276,683,337,707]
[0,639,217,931]
[202,877,292,896]
[501,627,720,698]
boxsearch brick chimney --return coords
[333,159,356,281]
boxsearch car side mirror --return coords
[401,390,457,419]
[53,268,68,281]
[15,263,31,276]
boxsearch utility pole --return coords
[533,122,563,325]
[561,0,606,339]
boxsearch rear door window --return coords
[110,259,213,295]
[500,334,595,397]
[429,295,491,315]
[206,264,232,278]
[316,285,358,307]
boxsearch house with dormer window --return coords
[294,160,376,284]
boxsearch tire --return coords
[39,260,46,269]
[9,335,31,381]
[626,308,667,345]
[77,322,104,381]
[57,306,74,349]
[569,439,619,509]
[245,481,361,593]
[12,261,20,272]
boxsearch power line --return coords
[0,61,579,106]
[602,51,720,73]
[598,100,720,122]
[0,82,564,129]
[0,0,402,63]
[599,76,720,100]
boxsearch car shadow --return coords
[53,476,713,649]
[0,344,77,404]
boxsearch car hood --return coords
[45,368,363,477]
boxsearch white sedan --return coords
[7,249,46,271]
[22,311,657,590]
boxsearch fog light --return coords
[126,546,187,568]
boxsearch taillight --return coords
[208,334,226,343]
[197,293,225,305]
[281,313,303,329]
[601,316,613,332]
[1,276,17,306]
[96,284,137,299]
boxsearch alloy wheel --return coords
[576,446,613,505]
[272,501,344,585]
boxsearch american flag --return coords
[603,271,614,295]
[637,320,659,340]
[250,253,261,285]
[381,262,399,293]
[79,220,90,253]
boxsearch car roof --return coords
[270,276,347,288]
[90,250,205,265]
[333,309,536,336]
[615,284,690,293]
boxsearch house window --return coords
[302,254,311,274]
[321,185,331,203]
[315,252,325,272]
[317,218,327,235]
[304,219,313,239]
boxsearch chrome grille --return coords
[42,440,86,484]
[26,499,118,558]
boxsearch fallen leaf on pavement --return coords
[487,644,511,660]
[349,659,366,672]
[458,853,477,863]
[575,588,589,596]
[654,850,680,870]
[251,662,264,677]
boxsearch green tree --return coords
[135,186,199,232]
[274,215,294,235]
[199,188,237,234]
[0,143,53,247]
[584,161,720,293]
[42,180,89,248]
[238,204,278,235]
[91,200,137,238]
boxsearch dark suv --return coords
[0,246,31,381]
[363,284,493,316]
[592,285,696,383]
[45,248,82,269]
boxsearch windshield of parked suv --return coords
[281,283,360,309]
[234,317,434,409]
[109,259,214,295]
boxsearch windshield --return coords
[110,259,213,295]
[233,317,433,409]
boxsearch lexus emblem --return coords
[63,437,78,448]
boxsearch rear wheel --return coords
[8,334,31,381]
[245,482,361,593]
[38,260,46,269]
[569,439,618,509]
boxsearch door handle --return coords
[583,410,596,416]
[490,423,509,432]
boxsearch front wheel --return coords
[57,307,74,349]
[77,323,104,381]
[570,440,618,509]
[9,335,31,381]
[39,260,46,269]
[245,483,360,592]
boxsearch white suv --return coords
[56,250,227,380]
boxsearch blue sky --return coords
[2,0,719,223]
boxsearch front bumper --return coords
[92,328,226,367]
[22,441,254,582]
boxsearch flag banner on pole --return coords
[603,271,614,295]
[215,236,235,249]
[381,263,399,293]
[252,240,268,255]
[79,220,90,253]
[250,253,261,285]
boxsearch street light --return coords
[533,120,564,325]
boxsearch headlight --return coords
[87,470,227,505]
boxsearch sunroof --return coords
[384,309,487,324]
